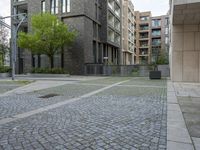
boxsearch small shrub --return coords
[31,68,68,74]
[0,66,12,73]
[132,68,139,77]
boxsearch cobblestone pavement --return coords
[0,77,167,150]
[0,84,105,119]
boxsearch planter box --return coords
[0,73,10,78]
[149,71,161,79]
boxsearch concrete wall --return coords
[171,25,200,82]
[170,1,200,82]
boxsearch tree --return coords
[156,49,169,65]
[0,21,9,66]
[18,13,77,68]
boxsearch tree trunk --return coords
[38,54,41,68]
[61,47,64,69]
[49,55,54,69]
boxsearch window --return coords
[61,0,70,13]
[108,28,115,42]
[93,41,97,63]
[152,19,161,27]
[165,18,169,26]
[152,30,161,36]
[115,33,120,44]
[95,4,98,19]
[165,28,169,35]
[51,0,58,14]
[152,39,161,46]
[115,4,120,17]
[108,0,114,10]
[108,12,115,27]
[61,0,66,13]
[93,22,97,38]
[165,37,169,44]
[41,0,45,13]
[140,16,149,21]
[67,0,70,12]
[115,18,120,31]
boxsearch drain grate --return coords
[39,93,60,99]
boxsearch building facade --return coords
[134,11,151,64]
[134,11,169,65]
[11,0,170,74]
[11,0,122,74]
[151,15,169,64]
[122,0,135,65]
[170,0,200,82]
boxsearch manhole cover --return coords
[39,93,59,99]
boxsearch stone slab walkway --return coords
[173,82,200,150]
[167,81,194,150]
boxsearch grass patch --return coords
[0,80,33,85]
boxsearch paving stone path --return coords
[0,77,167,150]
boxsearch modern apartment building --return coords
[102,0,122,65]
[134,11,169,65]
[134,11,151,64]
[122,0,135,65]
[11,0,122,74]
[151,15,169,64]
[170,0,200,82]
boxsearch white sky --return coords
[132,0,169,16]
[0,0,11,25]
[0,0,170,24]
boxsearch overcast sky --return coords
[0,0,10,25]
[0,0,169,24]
[132,0,169,16]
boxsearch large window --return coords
[41,0,45,13]
[152,19,161,27]
[140,16,149,21]
[61,0,70,13]
[152,30,161,36]
[51,0,58,14]
[152,39,161,46]
[108,28,115,42]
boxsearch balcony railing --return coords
[152,33,161,37]
[140,27,149,30]
[140,44,149,47]
[152,42,161,46]
[140,36,148,39]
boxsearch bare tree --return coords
[0,19,9,66]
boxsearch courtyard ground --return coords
[0,76,199,150]
[0,77,167,150]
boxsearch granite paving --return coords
[0,84,105,119]
[0,77,167,150]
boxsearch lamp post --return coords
[0,13,27,80]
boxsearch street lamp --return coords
[0,13,27,80]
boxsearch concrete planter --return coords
[0,73,10,78]
[149,71,161,79]
[27,73,70,78]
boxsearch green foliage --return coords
[31,68,68,74]
[131,68,139,77]
[0,66,11,73]
[0,24,9,66]
[156,52,169,65]
[18,13,77,68]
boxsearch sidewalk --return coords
[167,81,200,150]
